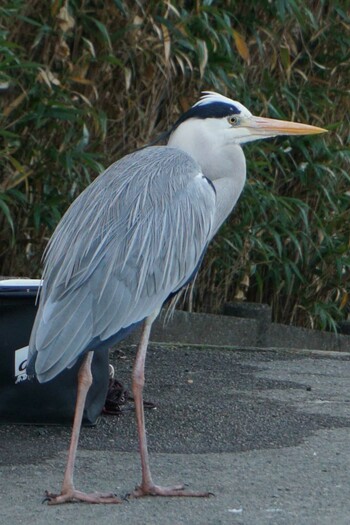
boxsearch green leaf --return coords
[0,197,14,233]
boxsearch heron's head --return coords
[170,91,326,146]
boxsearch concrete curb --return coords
[127,309,350,352]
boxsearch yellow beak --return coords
[248,116,327,136]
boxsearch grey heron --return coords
[27,92,326,504]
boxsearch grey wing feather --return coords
[29,146,216,382]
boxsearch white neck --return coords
[167,118,247,236]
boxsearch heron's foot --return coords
[131,482,213,498]
[44,489,122,505]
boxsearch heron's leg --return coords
[131,313,211,498]
[45,351,121,505]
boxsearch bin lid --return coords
[0,279,42,296]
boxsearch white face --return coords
[168,91,326,154]
[193,92,255,144]
[192,91,326,145]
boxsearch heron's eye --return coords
[228,115,239,126]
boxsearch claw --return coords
[42,493,53,504]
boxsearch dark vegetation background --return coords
[0,1,349,331]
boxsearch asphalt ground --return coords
[1,343,350,525]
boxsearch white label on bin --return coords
[14,346,28,384]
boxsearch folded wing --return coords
[28,146,216,382]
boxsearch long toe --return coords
[44,489,123,505]
[131,483,213,498]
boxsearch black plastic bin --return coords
[0,279,109,425]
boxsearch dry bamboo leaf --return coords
[124,67,132,92]
[51,0,61,17]
[70,77,94,85]
[197,39,208,78]
[340,292,349,310]
[179,95,191,112]
[0,81,10,91]
[317,228,325,243]
[234,289,246,300]
[285,33,298,56]
[177,50,193,72]
[161,24,171,65]
[241,274,250,288]
[175,22,187,37]
[144,63,155,81]
[175,54,185,75]
[57,4,75,33]
[37,68,61,89]
[294,68,308,81]
[232,29,250,63]
[133,15,143,26]
[5,156,32,190]
[72,62,90,81]
[152,19,162,41]
[54,39,71,61]
[166,2,181,18]
[82,37,96,58]
[4,171,32,191]
[3,92,26,117]
[71,90,93,107]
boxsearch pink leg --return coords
[131,313,212,498]
[45,351,122,505]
